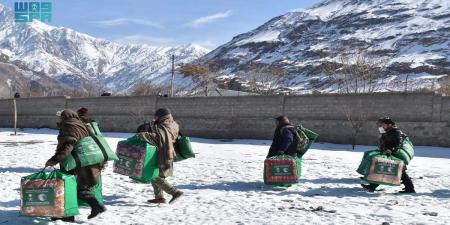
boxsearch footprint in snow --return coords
[423,212,438,216]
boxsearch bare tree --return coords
[69,88,85,98]
[323,50,388,94]
[171,84,193,97]
[180,61,219,96]
[437,76,450,96]
[322,50,385,148]
[83,82,102,97]
[21,78,32,97]
[130,81,164,96]
[246,63,286,95]
[339,98,373,150]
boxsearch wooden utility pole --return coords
[13,98,17,136]
[170,54,175,97]
[404,74,409,93]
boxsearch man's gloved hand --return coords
[45,159,57,168]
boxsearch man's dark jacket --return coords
[267,124,298,158]
[379,127,403,152]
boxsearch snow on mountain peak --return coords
[307,0,450,21]
[203,0,450,93]
[2,0,449,95]
[0,3,209,93]
[0,2,11,14]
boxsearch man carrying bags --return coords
[138,108,184,204]
[45,110,106,221]
[361,117,416,193]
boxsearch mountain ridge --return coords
[0,3,209,95]
[202,0,450,93]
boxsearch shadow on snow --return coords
[0,167,40,174]
[177,178,450,199]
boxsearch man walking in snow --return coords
[45,110,106,221]
[267,116,307,158]
[138,108,184,204]
[361,117,416,193]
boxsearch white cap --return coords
[56,110,63,117]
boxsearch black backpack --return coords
[283,125,309,154]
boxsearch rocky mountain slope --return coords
[202,0,450,93]
[1,0,449,96]
[0,3,208,95]
[0,49,76,98]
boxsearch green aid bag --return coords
[78,176,103,207]
[356,149,382,175]
[175,136,195,162]
[393,136,415,165]
[86,122,118,161]
[61,135,119,171]
[87,121,103,136]
[264,155,302,186]
[365,154,404,186]
[296,125,319,157]
[20,170,78,217]
[114,135,159,183]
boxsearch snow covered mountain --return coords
[2,0,448,95]
[203,0,450,93]
[0,3,208,94]
[0,51,73,98]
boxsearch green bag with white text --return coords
[61,121,118,171]
[20,170,78,217]
[264,155,302,186]
[357,149,381,175]
[61,136,118,171]
[114,135,160,183]
[365,154,404,186]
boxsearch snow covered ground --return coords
[1,128,449,225]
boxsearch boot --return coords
[82,196,106,219]
[398,189,416,194]
[400,170,415,194]
[51,216,75,222]
[88,205,106,219]
[169,191,184,204]
[361,184,376,192]
[147,198,167,204]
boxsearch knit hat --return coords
[275,115,290,124]
[275,115,288,121]
[378,117,395,125]
[154,108,171,117]
[77,107,88,116]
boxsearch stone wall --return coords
[1,93,448,147]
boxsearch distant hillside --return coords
[202,0,450,93]
[0,3,208,96]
